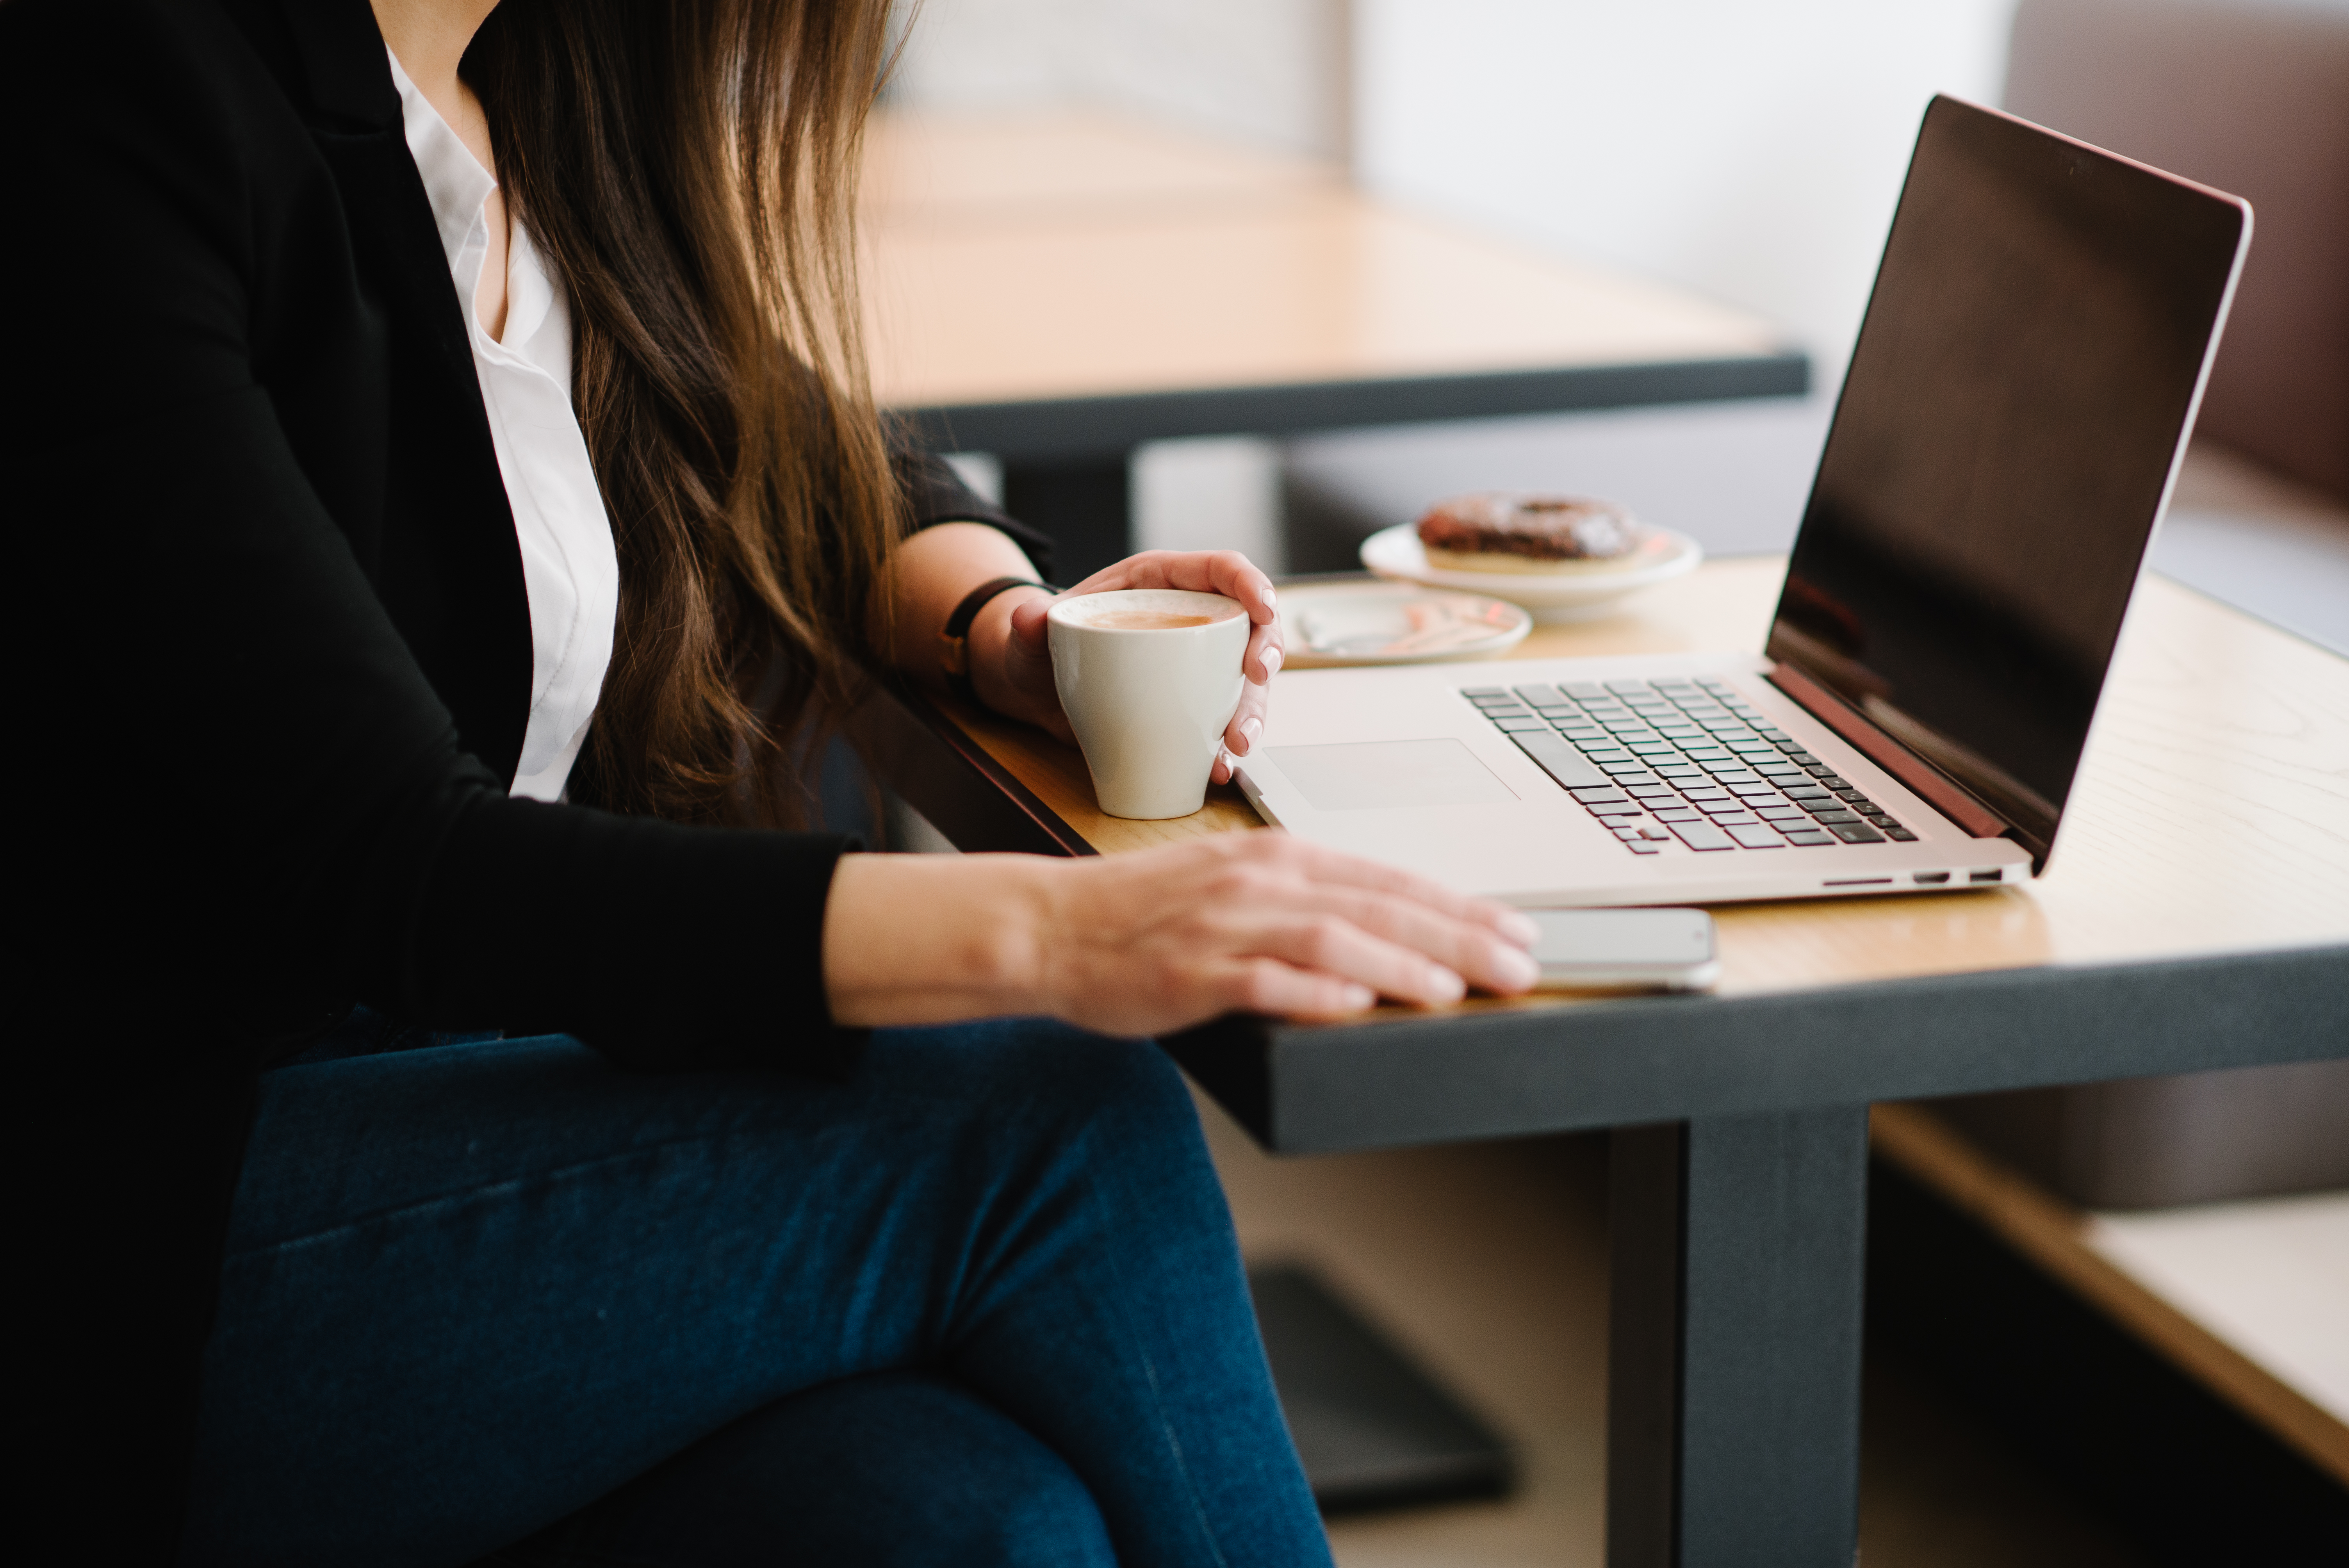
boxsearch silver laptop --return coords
[1234,96,2251,907]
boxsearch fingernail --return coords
[1426,966,1466,1005]
[1240,716,1263,747]
[1499,911,1540,944]
[1496,947,1541,989]
[1261,645,1282,675]
[1259,584,1278,611]
[1340,983,1375,1011]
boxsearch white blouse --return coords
[389,50,618,802]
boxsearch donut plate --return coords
[1358,523,1703,622]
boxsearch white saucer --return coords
[1359,522,1704,622]
[1276,581,1532,667]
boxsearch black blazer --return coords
[1,0,1045,1550]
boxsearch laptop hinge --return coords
[1764,663,2012,841]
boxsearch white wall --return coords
[891,0,1349,157]
[1354,0,2019,371]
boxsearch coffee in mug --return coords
[1084,609,1222,630]
[1047,589,1251,820]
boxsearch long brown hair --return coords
[465,0,904,827]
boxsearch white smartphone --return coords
[1527,909,1719,992]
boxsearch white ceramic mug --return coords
[1047,588,1251,820]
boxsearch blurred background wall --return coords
[893,0,2016,377]
[890,0,1351,159]
[886,0,2020,571]
[885,0,2348,654]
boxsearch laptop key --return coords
[1886,827,1919,841]
[1562,682,1610,700]
[1508,731,1609,789]
[1784,830,1836,845]
[1829,822,1887,844]
[1727,824,1786,848]
[1810,808,1862,825]
[1669,820,1737,851]
[1568,787,1630,803]
[1698,800,1752,816]
[1513,685,1566,706]
[1625,841,1662,854]
[1463,688,1510,699]
[1653,807,1702,822]
[1494,717,1550,732]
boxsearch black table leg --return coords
[1608,1107,1870,1568]
[1001,453,1132,586]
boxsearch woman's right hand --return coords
[823,832,1542,1034]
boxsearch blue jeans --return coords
[180,1014,1328,1568]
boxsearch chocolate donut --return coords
[1414,493,1644,574]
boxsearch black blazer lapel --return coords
[220,0,535,788]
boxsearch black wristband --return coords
[940,576,1051,703]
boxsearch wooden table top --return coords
[858,110,1789,415]
[924,559,2349,1013]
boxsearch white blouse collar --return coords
[383,48,557,359]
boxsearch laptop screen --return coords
[1768,96,2246,860]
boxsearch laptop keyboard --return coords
[1461,677,1919,854]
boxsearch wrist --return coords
[823,853,1060,1026]
[966,584,1057,715]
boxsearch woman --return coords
[3,0,1540,1562]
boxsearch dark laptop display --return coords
[1768,96,2247,865]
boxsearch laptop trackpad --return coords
[1267,740,1518,811]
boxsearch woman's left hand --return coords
[985,551,1283,784]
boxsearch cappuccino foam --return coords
[1084,609,1225,630]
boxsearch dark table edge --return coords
[847,679,1096,859]
[1165,942,2349,1153]
[896,352,1811,461]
